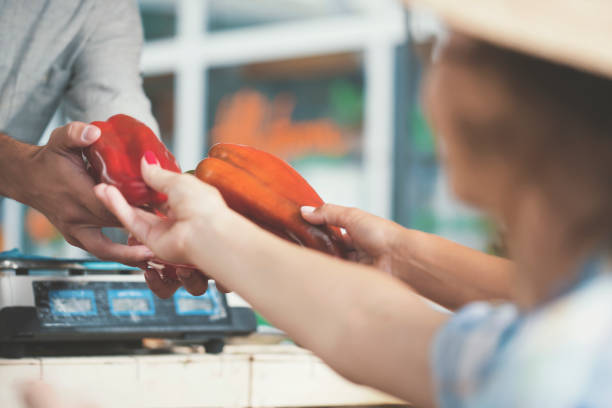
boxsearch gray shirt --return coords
[0,0,158,145]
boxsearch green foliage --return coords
[328,80,364,126]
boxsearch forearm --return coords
[393,229,515,309]
[190,214,447,406]
[0,132,37,202]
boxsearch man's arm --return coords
[62,0,158,133]
[0,132,37,203]
[0,1,158,262]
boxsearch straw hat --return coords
[407,0,612,78]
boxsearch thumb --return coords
[48,122,101,150]
[301,203,354,227]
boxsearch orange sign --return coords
[26,208,60,244]
[210,90,350,161]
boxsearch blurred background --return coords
[0,0,493,258]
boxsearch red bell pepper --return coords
[84,114,181,208]
[85,114,183,280]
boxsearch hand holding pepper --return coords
[1,122,153,264]
[197,143,347,258]
[94,155,233,298]
[84,114,205,286]
[301,204,402,273]
[92,123,348,297]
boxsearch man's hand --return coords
[5,122,152,264]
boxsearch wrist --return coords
[184,208,245,266]
[389,227,427,271]
[0,133,40,203]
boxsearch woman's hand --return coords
[301,204,403,275]
[21,381,100,408]
[94,153,230,298]
[302,204,514,310]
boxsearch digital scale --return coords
[0,250,256,358]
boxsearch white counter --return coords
[0,345,406,408]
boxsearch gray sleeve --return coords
[61,0,159,135]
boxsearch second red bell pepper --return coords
[84,114,181,208]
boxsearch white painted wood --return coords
[2,199,23,251]
[363,42,396,218]
[41,356,142,408]
[0,358,40,408]
[173,0,208,170]
[0,346,405,407]
[174,64,206,170]
[250,352,404,407]
[136,354,250,407]
[141,13,406,73]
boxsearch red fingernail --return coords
[144,151,159,165]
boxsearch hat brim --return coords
[408,0,612,78]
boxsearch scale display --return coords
[33,281,229,328]
[174,287,221,316]
[108,289,155,316]
[49,290,97,316]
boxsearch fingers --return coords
[21,381,100,408]
[176,268,209,296]
[144,268,181,299]
[140,155,184,196]
[302,204,359,250]
[49,122,101,151]
[78,177,123,227]
[20,381,64,408]
[301,203,356,227]
[94,184,161,245]
[215,282,231,293]
[63,233,84,250]
[72,227,154,263]
[340,228,355,248]
[140,156,220,215]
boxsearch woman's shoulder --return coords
[489,273,612,406]
[432,300,521,405]
[432,270,612,407]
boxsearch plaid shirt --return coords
[432,254,612,407]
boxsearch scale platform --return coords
[0,250,256,358]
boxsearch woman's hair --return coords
[440,34,612,239]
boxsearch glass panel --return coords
[0,202,3,252]
[394,46,494,252]
[207,0,362,32]
[206,52,365,207]
[139,0,177,41]
[143,74,175,150]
